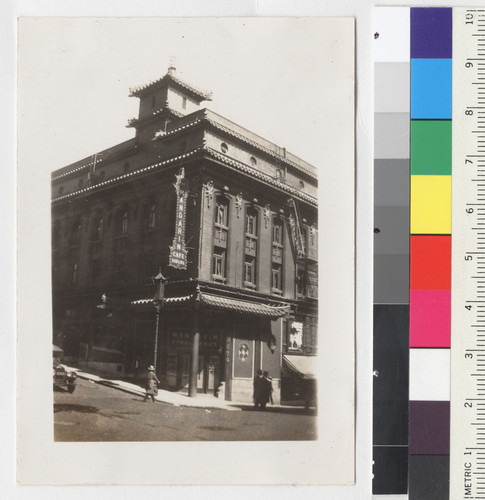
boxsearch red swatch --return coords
[410,235,451,290]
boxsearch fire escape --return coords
[285,198,318,300]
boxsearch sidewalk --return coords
[67,365,246,411]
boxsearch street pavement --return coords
[54,377,317,442]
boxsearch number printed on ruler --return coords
[451,8,485,500]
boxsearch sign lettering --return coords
[169,167,188,269]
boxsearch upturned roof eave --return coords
[129,72,212,102]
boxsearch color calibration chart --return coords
[372,6,485,498]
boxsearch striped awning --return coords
[200,293,290,319]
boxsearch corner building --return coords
[51,67,318,403]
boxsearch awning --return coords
[283,355,318,379]
[200,293,290,319]
[131,293,290,319]
[131,295,193,306]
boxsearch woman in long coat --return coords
[143,365,160,402]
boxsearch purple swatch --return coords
[409,400,450,455]
[411,7,452,59]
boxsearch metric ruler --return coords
[451,7,485,500]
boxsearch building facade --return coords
[51,67,318,403]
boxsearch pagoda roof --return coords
[129,69,213,102]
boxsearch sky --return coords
[17,17,354,174]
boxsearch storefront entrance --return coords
[195,354,220,394]
[164,329,223,395]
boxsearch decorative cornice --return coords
[52,158,104,181]
[149,113,317,181]
[52,143,138,181]
[52,145,317,208]
[202,147,318,207]
[51,148,203,203]
[205,119,317,181]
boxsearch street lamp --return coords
[152,271,167,371]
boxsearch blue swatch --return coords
[411,59,452,119]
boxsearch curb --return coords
[75,372,242,411]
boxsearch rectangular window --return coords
[244,210,258,289]
[147,206,156,230]
[296,267,306,296]
[246,215,256,235]
[244,257,255,286]
[213,248,226,280]
[122,213,128,235]
[272,219,284,291]
[271,264,282,292]
[273,224,282,245]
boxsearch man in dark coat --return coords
[253,369,264,410]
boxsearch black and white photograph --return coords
[17,17,355,485]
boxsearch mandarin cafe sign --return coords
[169,167,188,270]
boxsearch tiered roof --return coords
[129,68,213,102]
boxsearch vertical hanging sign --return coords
[169,167,188,269]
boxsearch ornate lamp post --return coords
[152,270,167,371]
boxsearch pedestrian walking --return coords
[143,365,160,403]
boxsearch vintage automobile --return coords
[53,345,77,393]
[53,364,77,393]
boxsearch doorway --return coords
[197,354,221,395]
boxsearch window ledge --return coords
[212,275,227,283]
[271,288,283,295]
[244,281,257,290]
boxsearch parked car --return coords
[52,345,77,394]
[53,363,77,393]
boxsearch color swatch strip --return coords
[373,7,410,494]
[409,7,452,500]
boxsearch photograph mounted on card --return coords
[17,17,355,485]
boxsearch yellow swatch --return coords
[411,175,451,234]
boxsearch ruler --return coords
[451,7,485,500]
